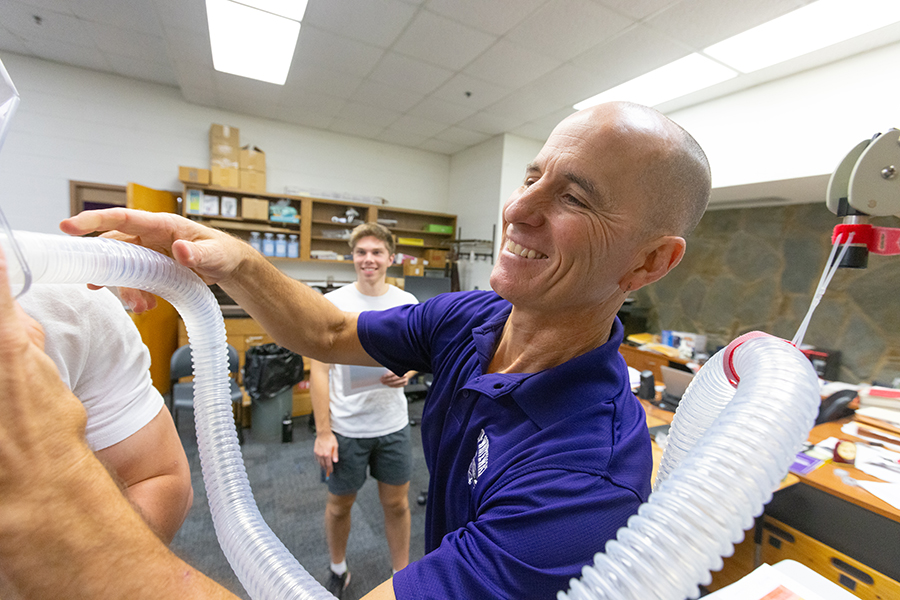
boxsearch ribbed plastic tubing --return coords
[558,334,820,600]
[5,231,335,600]
[5,231,820,600]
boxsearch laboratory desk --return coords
[639,402,900,598]
[620,344,692,381]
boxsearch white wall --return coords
[448,134,504,245]
[0,53,450,244]
[669,40,900,189]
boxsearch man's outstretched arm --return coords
[61,208,376,367]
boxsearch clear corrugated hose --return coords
[3,231,820,600]
[558,335,820,600]
[3,231,335,600]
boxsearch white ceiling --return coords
[1,0,899,156]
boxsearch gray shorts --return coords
[326,425,412,496]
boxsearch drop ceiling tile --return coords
[368,51,453,95]
[328,116,386,139]
[351,79,423,112]
[303,0,418,48]
[271,105,335,130]
[295,26,384,78]
[163,25,212,68]
[481,65,593,121]
[645,0,804,50]
[22,37,111,72]
[571,24,689,88]
[424,0,545,36]
[152,0,206,31]
[84,22,169,63]
[180,83,217,107]
[595,0,680,20]
[389,113,445,136]
[393,10,497,71]
[456,110,526,135]
[464,39,561,90]
[286,63,362,100]
[0,28,31,55]
[279,88,348,118]
[431,73,510,110]
[407,96,475,125]
[336,100,403,129]
[2,2,95,47]
[433,126,490,146]
[105,53,177,86]
[417,137,464,154]
[11,0,76,15]
[71,0,163,36]
[376,128,429,147]
[505,0,633,62]
[213,71,285,104]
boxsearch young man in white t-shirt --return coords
[311,223,418,598]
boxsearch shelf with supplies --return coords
[180,182,456,265]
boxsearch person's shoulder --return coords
[20,284,122,319]
[386,284,419,304]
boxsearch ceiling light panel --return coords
[574,54,737,109]
[232,0,309,22]
[704,0,900,73]
[206,0,300,85]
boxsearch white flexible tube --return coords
[559,335,820,600]
[3,230,820,600]
[3,231,335,600]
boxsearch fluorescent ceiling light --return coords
[704,0,900,73]
[207,0,301,85]
[574,54,737,110]
[235,0,309,22]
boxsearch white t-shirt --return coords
[324,283,418,438]
[19,284,164,451]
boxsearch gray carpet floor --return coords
[170,403,429,600]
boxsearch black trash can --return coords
[244,343,305,442]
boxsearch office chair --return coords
[170,343,244,441]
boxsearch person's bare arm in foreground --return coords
[0,252,234,600]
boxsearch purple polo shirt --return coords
[357,290,651,599]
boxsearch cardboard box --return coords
[240,169,267,194]
[403,258,424,277]
[423,249,448,269]
[210,124,240,169]
[242,197,269,221]
[210,124,240,154]
[210,166,240,189]
[240,145,266,171]
[179,166,210,185]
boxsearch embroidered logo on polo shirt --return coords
[467,429,489,487]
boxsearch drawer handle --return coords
[762,522,795,544]
[831,558,874,585]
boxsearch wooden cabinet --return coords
[761,517,900,600]
[181,183,456,265]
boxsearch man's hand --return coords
[314,431,340,478]
[380,370,415,389]
[60,209,253,312]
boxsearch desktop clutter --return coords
[625,329,900,513]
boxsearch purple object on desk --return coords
[790,452,823,476]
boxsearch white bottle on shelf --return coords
[262,233,275,257]
[275,233,287,257]
[287,234,299,258]
[249,231,261,253]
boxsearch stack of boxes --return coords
[209,124,241,189]
[240,145,266,194]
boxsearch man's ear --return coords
[619,236,685,292]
